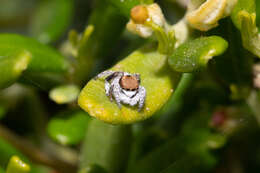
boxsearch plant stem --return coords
[0,124,77,173]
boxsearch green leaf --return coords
[78,164,107,173]
[158,73,194,116]
[168,36,228,73]
[86,2,126,59]
[231,0,255,29]
[29,0,74,44]
[106,0,153,17]
[78,47,180,124]
[126,138,184,173]
[160,154,214,173]
[47,110,91,146]
[230,0,260,58]
[20,72,67,90]
[105,0,139,17]
[0,33,69,73]
[0,138,28,168]
[128,130,221,173]
[127,108,226,173]
[30,165,53,173]
[238,11,260,57]
[80,119,132,173]
[6,156,30,173]
[0,0,34,27]
[256,0,260,27]
[0,50,31,89]
[49,85,80,104]
[126,128,169,172]
[207,19,253,88]
[0,105,6,120]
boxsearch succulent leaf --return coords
[78,47,180,124]
[0,34,69,73]
[168,36,228,73]
[0,50,31,89]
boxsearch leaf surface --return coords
[78,47,180,124]
[0,34,69,73]
[6,156,30,173]
[168,36,228,73]
[47,110,91,145]
[0,50,31,89]
[29,0,74,44]
[106,0,153,17]
[80,119,132,173]
[49,85,80,104]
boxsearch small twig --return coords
[0,124,77,173]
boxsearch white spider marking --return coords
[94,70,146,112]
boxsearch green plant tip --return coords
[168,36,228,73]
[6,156,30,173]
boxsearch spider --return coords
[94,70,146,111]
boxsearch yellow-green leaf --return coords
[231,0,255,30]
[6,156,30,173]
[230,0,260,58]
[0,50,31,89]
[78,47,180,124]
[49,85,80,104]
[237,11,260,57]
[0,138,28,168]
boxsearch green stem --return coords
[145,21,174,55]
[155,73,194,126]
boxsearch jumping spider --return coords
[94,70,146,111]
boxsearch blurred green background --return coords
[1,0,260,173]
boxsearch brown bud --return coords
[130,5,149,24]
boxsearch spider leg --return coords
[114,94,122,109]
[112,84,122,109]
[138,86,146,112]
[108,84,114,102]
[134,73,141,84]
[105,80,111,96]
[94,70,115,80]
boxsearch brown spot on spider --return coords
[120,75,139,91]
